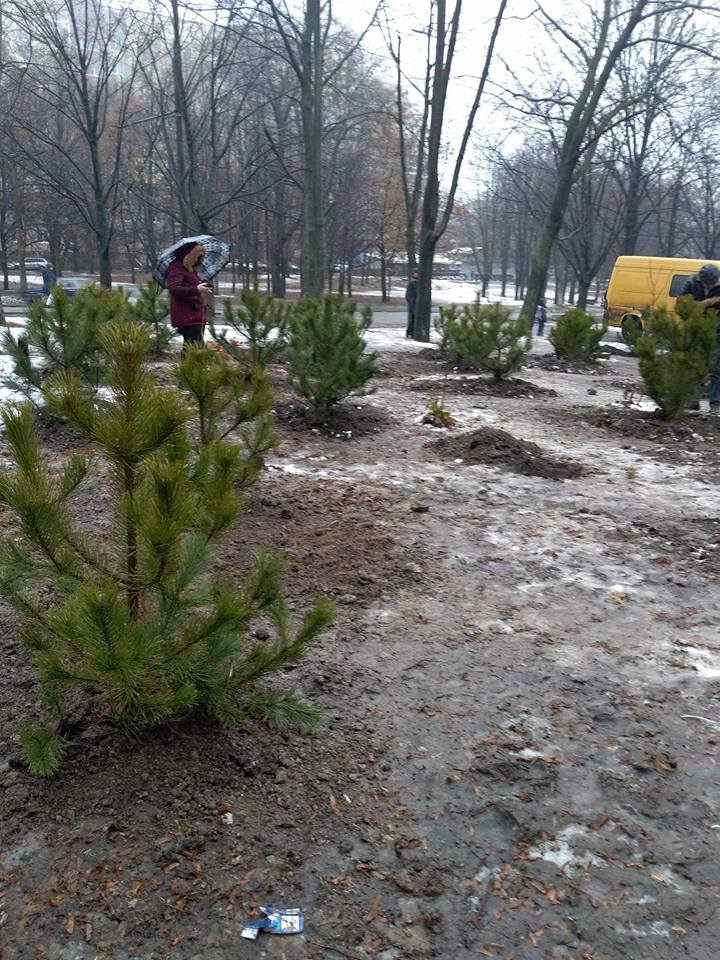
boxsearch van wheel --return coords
[621,315,643,348]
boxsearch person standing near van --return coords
[405,270,418,339]
[41,261,56,296]
[681,263,720,415]
[535,299,547,336]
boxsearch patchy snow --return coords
[511,747,558,761]
[365,327,440,351]
[619,921,672,939]
[681,646,720,680]
[527,825,603,874]
[613,398,659,413]
[0,351,24,405]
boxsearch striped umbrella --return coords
[153,235,231,289]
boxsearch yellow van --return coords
[604,256,720,343]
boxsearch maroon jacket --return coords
[167,259,204,328]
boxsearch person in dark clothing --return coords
[166,243,213,350]
[41,261,56,296]
[681,263,720,415]
[535,298,547,336]
[405,270,418,339]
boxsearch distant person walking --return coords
[534,298,547,336]
[166,242,213,350]
[41,261,56,296]
[405,270,418,339]
[681,263,720,415]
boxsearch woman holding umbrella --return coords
[153,235,231,348]
[166,242,213,347]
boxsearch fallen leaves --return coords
[363,895,382,923]
[326,875,355,888]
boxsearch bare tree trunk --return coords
[413,0,507,340]
[576,281,590,310]
[93,178,113,287]
[622,163,644,254]
[10,164,26,293]
[270,247,287,299]
[662,175,683,255]
[299,0,325,297]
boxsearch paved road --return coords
[1,299,625,345]
[369,307,625,344]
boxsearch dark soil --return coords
[2,340,720,960]
[273,396,392,440]
[412,348,488,375]
[573,405,720,466]
[524,353,609,375]
[429,425,585,479]
[0,710,390,960]
[411,375,557,399]
[219,475,426,606]
[605,378,647,395]
[0,468,426,960]
[416,347,444,364]
[614,514,720,574]
[376,349,445,380]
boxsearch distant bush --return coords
[438,301,530,381]
[287,295,379,422]
[1,284,130,412]
[549,309,607,362]
[211,289,289,370]
[636,298,717,420]
[133,281,173,355]
[175,343,277,484]
[434,305,459,354]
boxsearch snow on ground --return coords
[365,327,440,351]
[0,350,24,404]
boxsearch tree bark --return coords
[412,0,506,341]
[299,0,325,297]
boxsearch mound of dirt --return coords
[273,396,392,439]
[411,375,556,399]
[376,350,446,380]
[430,425,584,479]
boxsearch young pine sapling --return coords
[0,322,332,776]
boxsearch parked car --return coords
[8,257,50,272]
[45,275,95,306]
[25,257,50,272]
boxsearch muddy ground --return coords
[1,338,720,960]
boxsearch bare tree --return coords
[609,14,693,255]
[385,19,433,272]
[560,148,624,308]
[519,0,712,324]
[394,0,507,341]
[2,0,143,286]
